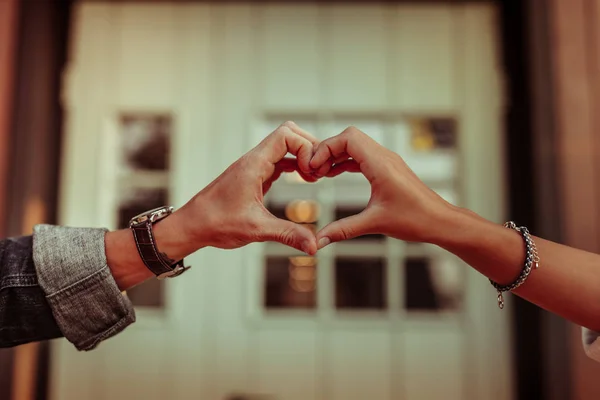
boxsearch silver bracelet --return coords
[489,221,540,309]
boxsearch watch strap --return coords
[131,221,187,278]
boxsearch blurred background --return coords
[0,0,597,399]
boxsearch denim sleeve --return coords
[582,327,600,362]
[0,235,62,347]
[33,225,135,351]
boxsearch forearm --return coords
[435,207,600,332]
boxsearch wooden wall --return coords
[0,0,20,237]
[0,0,21,398]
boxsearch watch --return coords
[129,206,190,279]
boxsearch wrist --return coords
[428,205,491,249]
[105,205,207,290]
[105,229,154,291]
[430,206,528,286]
[152,208,201,262]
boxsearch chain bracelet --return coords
[489,221,540,309]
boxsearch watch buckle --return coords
[156,264,190,280]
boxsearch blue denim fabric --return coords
[0,225,135,350]
[0,235,62,347]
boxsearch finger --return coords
[333,154,351,164]
[315,208,377,249]
[260,124,314,175]
[258,215,318,255]
[325,160,361,178]
[262,158,318,194]
[283,121,319,146]
[263,158,296,193]
[309,127,375,172]
[314,153,351,177]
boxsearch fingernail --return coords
[318,237,331,249]
[301,240,312,255]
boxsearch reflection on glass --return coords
[117,188,168,308]
[334,207,385,241]
[267,202,319,234]
[285,200,320,223]
[117,188,168,229]
[404,257,461,311]
[265,257,317,309]
[120,114,171,171]
[410,117,457,151]
[335,257,386,309]
[126,279,164,308]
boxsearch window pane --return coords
[404,257,461,312]
[120,114,170,171]
[126,279,164,308]
[410,117,457,151]
[265,256,317,309]
[335,257,386,309]
[117,188,168,229]
[334,207,385,241]
[266,202,319,234]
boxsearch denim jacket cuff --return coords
[33,225,135,351]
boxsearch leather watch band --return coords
[130,221,174,277]
[129,206,189,279]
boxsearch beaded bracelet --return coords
[489,221,540,309]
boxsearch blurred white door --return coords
[54,3,510,400]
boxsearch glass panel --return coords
[335,257,386,309]
[117,188,168,308]
[265,256,317,309]
[126,279,164,308]
[117,188,168,229]
[266,201,319,234]
[409,117,457,152]
[404,257,461,311]
[334,207,385,241]
[120,114,171,171]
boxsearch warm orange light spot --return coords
[285,200,319,223]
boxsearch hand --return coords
[170,121,321,256]
[309,126,456,248]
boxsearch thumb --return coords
[259,216,317,255]
[316,209,376,249]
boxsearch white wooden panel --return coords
[169,5,214,400]
[59,3,116,228]
[331,119,385,145]
[261,5,322,111]
[102,331,168,400]
[59,3,509,400]
[252,119,319,149]
[326,6,388,110]
[328,331,391,400]
[403,330,464,400]
[394,6,457,111]
[198,6,258,399]
[49,340,98,400]
[256,330,319,400]
[461,5,511,400]
[114,4,181,108]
